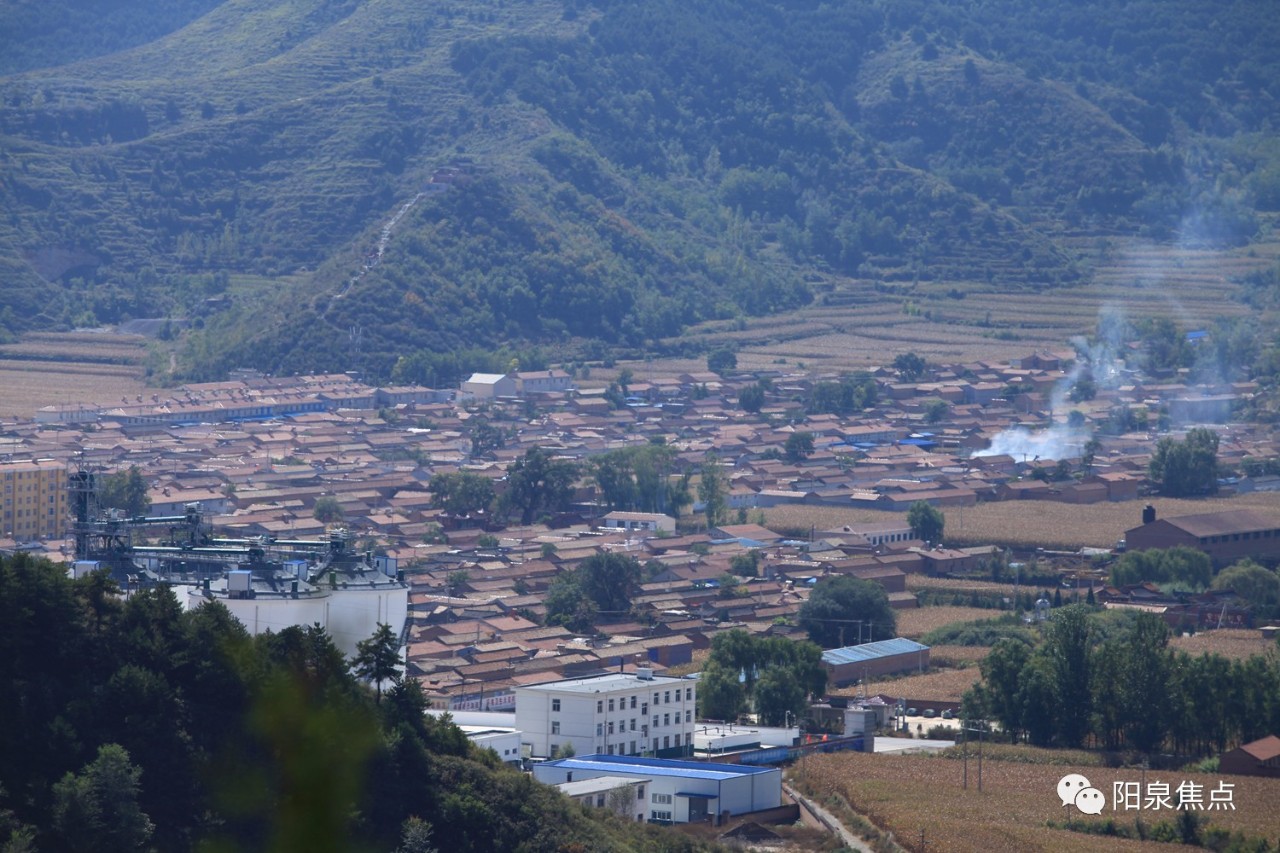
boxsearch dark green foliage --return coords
[498,447,579,525]
[907,500,945,544]
[1149,427,1220,497]
[51,744,154,853]
[784,431,815,463]
[697,630,826,725]
[893,352,927,381]
[798,575,897,648]
[545,551,642,629]
[808,372,878,416]
[697,453,729,529]
[589,445,681,515]
[352,622,401,702]
[312,496,344,524]
[96,466,151,517]
[1110,545,1213,590]
[706,348,737,375]
[737,382,766,413]
[0,552,703,853]
[1212,559,1280,620]
[1,0,1276,375]
[429,472,495,517]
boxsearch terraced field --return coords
[0,331,153,419]
[673,238,1279,373]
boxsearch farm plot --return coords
[835,664,981,703]
[897,606,1004,639]
[0,359,150,419]
[1170,629,1279,662]
[796,749,1280,853]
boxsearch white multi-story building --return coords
[514,669,697,760]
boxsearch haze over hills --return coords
[0,0,1277,382]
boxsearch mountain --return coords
[0,0,1276,380]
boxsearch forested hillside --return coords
[0,553,718,852]
[0,0,1276,380]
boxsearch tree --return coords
[893,352,927,381]
[729,550,760,577]
[738,382,765,413]
[707,347,737,375]
[1044,604,1093,748]
[52,744,155,853]
[499,447,579,525]
[1110,546,1212,590]
[798,575,897,648]
[353,623,401,703]
[698,453,728,529]
[1212,559,1280,615]
[313,496,344,524]
[922,398,949,423]
[429,472,495,517]
[907,500,945,544]
[98,466,151,516]
[753,667,807,727]
[544,572,597,633]
[698,630,825,722]
[784,431,815,463]
[466,416,506,460]
[397,817,438,853]
[979,639,1031,742]
[576,551,641,615]
[1149,427,1219,496]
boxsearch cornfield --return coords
[794,750,1280,853]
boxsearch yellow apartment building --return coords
[1,460,68,540]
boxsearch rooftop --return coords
[516,671,689,694]
[821,637,929,666]
[541,754,775,780]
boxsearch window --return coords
[685,710,691,723]
[637,785,645,800]
[652,715,659,728]
[664,713,670,726]
[663,736,670,749]
[685,687,692,701]
[607,744,615,755]
[608,721,614,734]
[653,692,660,706]
[596,723,603,736]
[653,737,659,752]
[551,699,560,712]
[664,691,671,703]
[608,698,615,712]
[551,721,560,735]
[650,810,672,822]
[630,695,637,709]
[641,703,648,715]
[630,718,636,731]
[630,740,636,754]
[652,793,673,804]
[596,795,605,807]
[685,733,692,745]
[597,700,603,713]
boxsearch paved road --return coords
[783,782,877,853]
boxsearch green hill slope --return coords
[0,0,1275,379]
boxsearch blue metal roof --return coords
[821,638,929,666]
[542,754,774,780]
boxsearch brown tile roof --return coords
[1163,509,1278,537]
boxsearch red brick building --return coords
[1123,507,1280,567]
[1220,735,1280,778]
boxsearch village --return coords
[2,340,1276,708]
